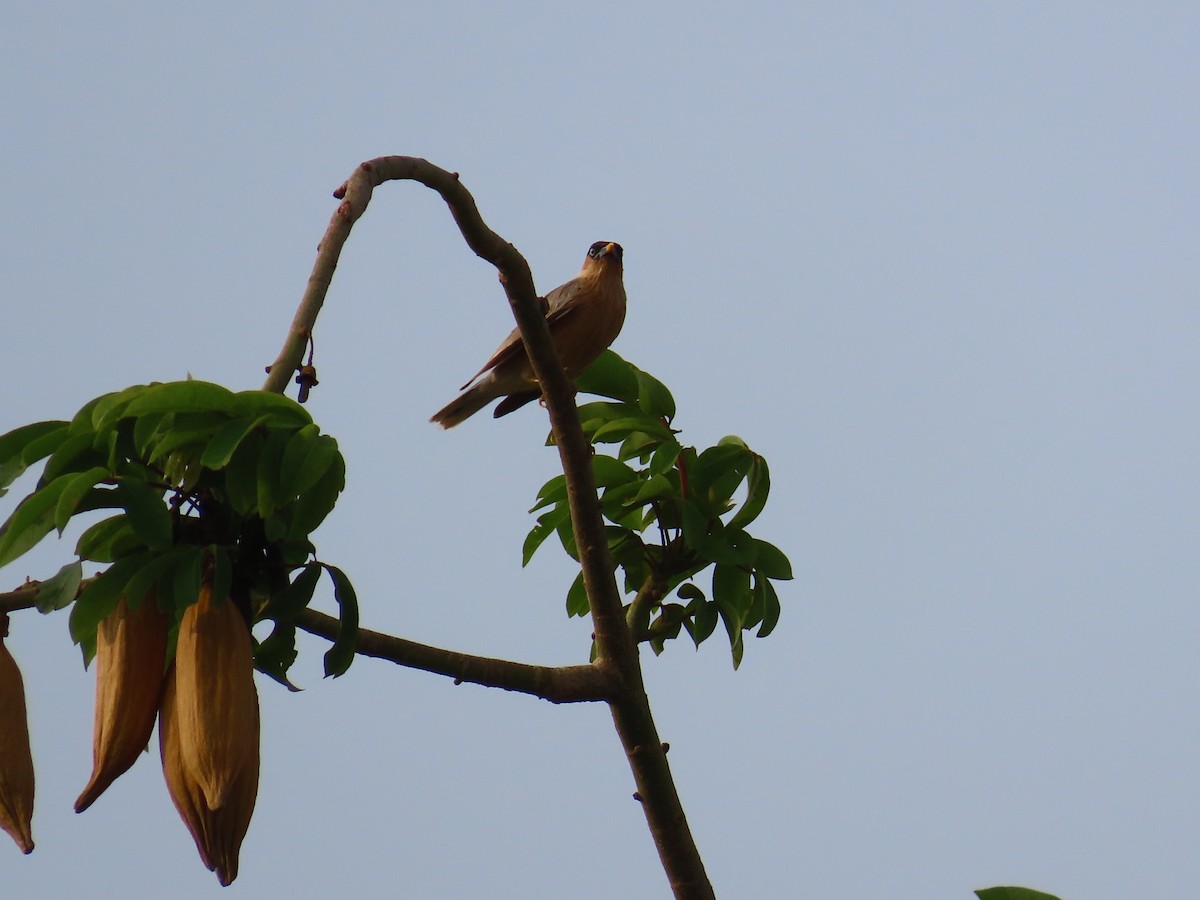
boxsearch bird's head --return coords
[584,241,623,275]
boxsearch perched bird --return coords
[431,241,627,428]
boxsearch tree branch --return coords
[264,157,715,898]
[0,584,39,615]
[626,572,667,638]
[262,157,531,394]
[294,609,611,703]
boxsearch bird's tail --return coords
[430,382,497,429]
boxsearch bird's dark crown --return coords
[587,241,623,261]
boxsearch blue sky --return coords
[2,3,1197,897]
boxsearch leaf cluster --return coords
[0,381,356,681]
[525,352,792,667]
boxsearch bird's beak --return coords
[603,243,617,256]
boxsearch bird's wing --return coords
[458,279,582,389]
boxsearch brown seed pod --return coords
[0,617,35,854]
[159,668,212,872]
[174,582,258,811]
[160,584,260,885]
[75,594,169,813]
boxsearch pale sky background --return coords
[2,3,1197,898]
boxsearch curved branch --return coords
[262,157,533,394]
[295,609,611,704]
[263,157,715,898]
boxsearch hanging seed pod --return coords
[159,668,211,872]
[174,582,258,811]
[161,583,260,885]
[204,694,259,885]
[0,615,35,854]
[75,594,169,813]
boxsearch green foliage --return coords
[0,380,355,679]
[976,889,1063,900]
[527,351,792,668]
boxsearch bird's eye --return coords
[588,241,607,258]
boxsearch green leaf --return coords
[293,434,339,498]
[975,889,1063,900]
[0,420,69,468]
[277,424,318,498]
[230,389,313,427]
[618,429,662,463]
[712,562,752,613]
[280,427,339,500]
[753,539,793,580]
[0,474,76,567]
[67,396,106,435]
[634,368,676,421]
[286,453,345,539]
[209,545,232,608]
[727,453,770,530]
[677,582,705,602]
[555,511,579,560]
[631,474,675,504]
[0,421,69,495]
[322,565,359,677]
[39,432,104,485]
[591,455,638,487]
[146,412,230,466]
[200,416,261,470]
[529,474,567,512]
[591,415,675,444]
[278,538,315,568]
[256,428,289,518]
[264,511,288,543]
[565,570,589,617]
[69,552,154,664]
[757,577,781,638]
[718,600,745,669]
[713,564,753,668]
[679,499,710,552]
[133,410,171,457]
[269,562,323,620]
[90,384,150,430]
[75,515,141,563]
[223,429,263,517]
[698,527,757,566]
[99,421,131,472]
[255,622,301,690]
[35,561,84,613]
[21,423,73,468]
[54,466,112,533]
[122,549,190,612]
[649,440,682,477]
[576,350,640,403]
[691,443,753,515]
[688,600,719,646]
[122,380,238,418]
[171,546,205,611]
[523,505,571,566]
[117,478,173,550]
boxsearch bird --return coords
[430,241,627,428]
